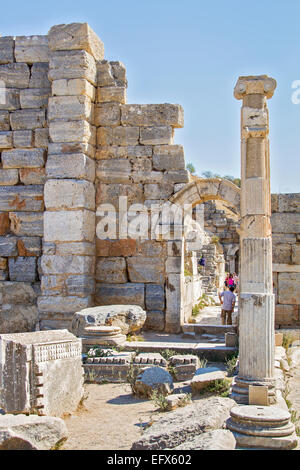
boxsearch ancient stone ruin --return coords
[0,22,299,451]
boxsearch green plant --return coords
[160,349,177,361]
[126,364,140,394]
[198,378,231,398]
[150,389,169,411]
[167,364,177,377]
[177,393,192,407]
[282,333,294,352]
[211,235,219,244]
[126,333,145,342]
[184,268,193,277]
[226,354,239,377]
[198,358,208,368]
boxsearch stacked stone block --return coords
[271,194,300,327]
[38,24,101,329]
[95,62,188,332]
[0,35,50,332]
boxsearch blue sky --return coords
[1,0,299,193]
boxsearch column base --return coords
[231,375,276,405]
[227,405,298,450]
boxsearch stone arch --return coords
[165,178,241,333]
[170,178,240,211]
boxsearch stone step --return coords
[183,323,238,336]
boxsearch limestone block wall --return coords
[0,23,190,334]
[0,35,50,332]
[94,63,190,333]
[271,194,300,328]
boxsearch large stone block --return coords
[0,88,20,111]
[54,242,95,256]
[95,257,127,283]
[94,103,121,127]
[0,330,84,416]
[0,37,14,64]
[44,210,95,242]
[96,159,131,183]
[20,88,50,109]
[144,182,174,200]
[0,236,18,256]
[275,304,299,326]
[48,95,93,122]
[0,131,13,149]
[19,168,46,185]
[144,311,165,331]
[134,367,174,398]
[0,281,37,304]
[2,148,45,168]
[15,35,49,63]
[9,212,43,236]
[278,273,300,305]
[37,295,92,314]
[46,154,95,182]
[153,145,185,170]
[0,304,38,333]
[0,111,10,131]
[17,237,41,257]
[164,170,189,184]
[48,23,104,61]
[0,186,44,212]
[13,130,34,148]
[8,257,37,282]
[272,244,292,264]
[49,120,96,145]
[48,141,95,159]
[95,282,145,308]
[97,61,127,87]
[0,414,68,450]
[139,126,173,145]
[41,254,95,275]
[48,50,97,86]
[0,63,30,88]
[96,145,152,160]
[97,86,126,104]
[29,63,50,88]
[10,109,46,130]
[0,213,10,235]
[44,179,95,210]
[96,182,144,206]
[127,257,165,283]
[34,128,49,148]
[97,126,139,146]
[145,284,165,310]
[41,274,94,297]
[278,194,300,213]
[0,169,18,185]
[121,104,184,128]
[271,213,300,234]
[52,78,96,100]
[96,238,137,257]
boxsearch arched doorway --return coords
[165,178,241,333]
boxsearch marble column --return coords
[232,75,277,404]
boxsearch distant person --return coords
[219,286,236,325]
[233,273,239,289]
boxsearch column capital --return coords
[234,75,277,100]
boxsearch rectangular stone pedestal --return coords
[0,329,84,416]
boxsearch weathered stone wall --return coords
[0,23,191,334]
[271,194,300,328]
[0,35,50,332]
[94,71,189,332]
